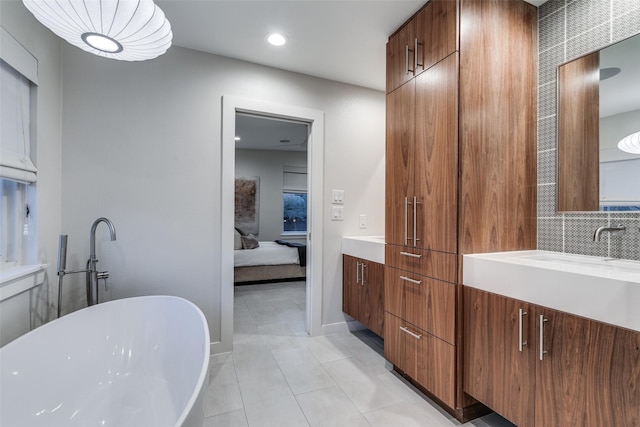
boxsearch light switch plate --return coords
[359,214,367,229]
[332,189,344,204]
[332,206,344,221]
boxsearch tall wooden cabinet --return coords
[465,286,640,427]
[384,0,537,421]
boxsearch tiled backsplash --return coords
[537,0,640,260]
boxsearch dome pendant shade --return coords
[617,131,640,155]
[22,0,172,61]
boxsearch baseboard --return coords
[321,321,351,335]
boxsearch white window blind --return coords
[1,27,37,183]
[283,165,307,191]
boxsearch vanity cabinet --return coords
[385,0,537,420]
[342,255,384,337]
[464,286,640,427]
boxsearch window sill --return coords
[281,232,307,237]
[0,264,47,302]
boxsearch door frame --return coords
[220,95,324,352]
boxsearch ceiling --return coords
[156,0,546,92]
[156,0,547,151]
[235,113,309,152]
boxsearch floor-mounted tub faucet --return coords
[593,223,626,242]
[87,217,117,307]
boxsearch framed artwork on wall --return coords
[235,176,260,235]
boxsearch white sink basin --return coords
[342,236,385,264]
[463,250,640,332]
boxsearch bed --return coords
[234,241,306,285]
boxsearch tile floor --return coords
[203,281,515,427]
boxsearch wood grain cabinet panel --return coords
[414,53,458,254]
[464,287,536,427]
[385,244,457,283]
[386,18,416,93]
[384,312,404,368]
[385,82,415,247]
[557,51,600,212]
[586,322,640,427]
[343,255,384,337]
[465,286,640,427]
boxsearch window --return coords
[1,28,38,269]
[282,166,307,234]
[283,192,307,232]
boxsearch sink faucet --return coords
[87,217,117,306]
[593,223,626,242]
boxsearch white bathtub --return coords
[0,295,210,427]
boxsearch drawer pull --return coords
[400,275,422,285]
[399,251,422,259]
[400,326,422,339]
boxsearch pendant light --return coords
[22,0,172,61]
[617,131,640,155]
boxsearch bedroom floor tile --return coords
[203,281,515,427]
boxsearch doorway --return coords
[220,96,324,353]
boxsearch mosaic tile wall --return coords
[537,0,640,260]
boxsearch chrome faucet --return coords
[593,223,626,242]
[87,217,117,306]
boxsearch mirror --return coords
[557,33,640,212]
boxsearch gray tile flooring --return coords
[203,281,515,427]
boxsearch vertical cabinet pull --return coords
[518,309,528,352]
[404,197,409,245]
[356,261,361,284]
[414,38,423,71]
[361,263,367,285]
[413,196,420,246]
[405,45,415,74]
[400,326,422,340]
[539,315,548,360]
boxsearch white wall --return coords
[59,43,385,348]
[235,149,307,242]
[0,2,63,345]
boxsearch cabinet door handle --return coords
[361,263,367,286]
[413,196,420,246]
[518,309,528,352]
[400,251,422,259]
[414,38,423,71]
[404,197,409,245]
[400,326,422,339]
[400,275,422,285]
[405,45,414,74]
[356,262,361,284]
[539,315,548,361]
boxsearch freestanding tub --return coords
[0,295,210,427]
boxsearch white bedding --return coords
[234,241,300,267]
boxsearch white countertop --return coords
[463,250,640,332]
[342,236,385,264]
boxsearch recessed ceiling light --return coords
[267,33,287,47]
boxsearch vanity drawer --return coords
[385,266,456,344]
[385,244,457,283]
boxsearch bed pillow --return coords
[234,229,242,250]
[241,234,260,249]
